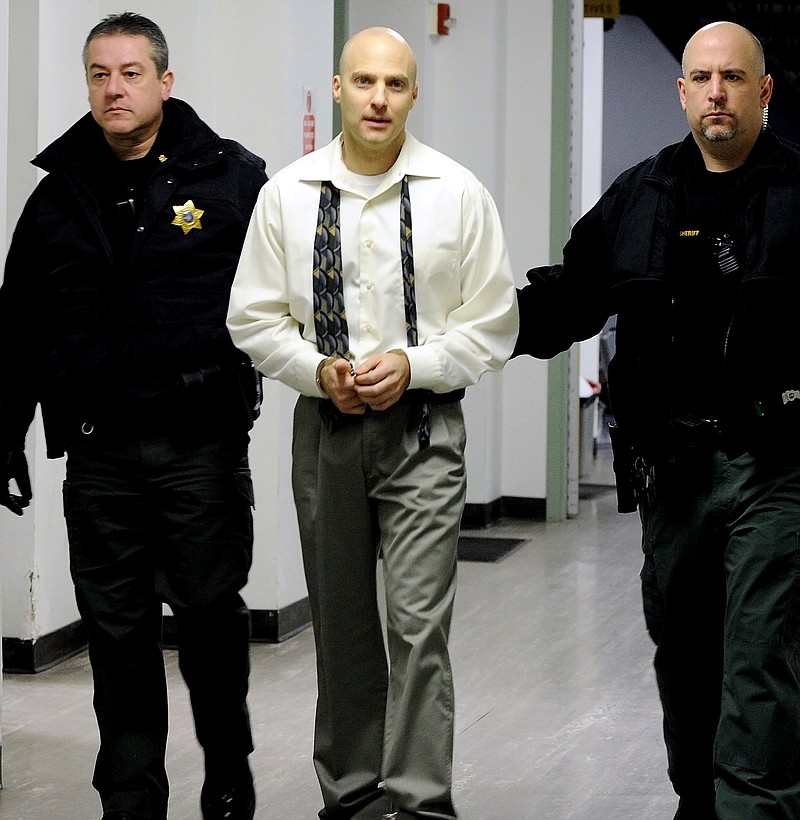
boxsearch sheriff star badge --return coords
[171,200,204,235]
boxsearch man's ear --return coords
[677,77,687,111]
[760,73,773,108]
[161,68,175,101]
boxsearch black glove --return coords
[1,447,32,515]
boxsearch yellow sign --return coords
[584,0,620,18]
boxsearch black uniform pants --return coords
[63,427,255,819]
[640,446,800,819]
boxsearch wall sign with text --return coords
[584,1,620,18]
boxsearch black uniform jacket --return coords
[0,98,268,457]
[514,130,800,448]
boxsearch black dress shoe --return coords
[200,769,256,820]
[102,813,148,820]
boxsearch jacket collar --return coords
[32,98,223,176]
[646,129,793,185]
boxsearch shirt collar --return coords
[298,132,442,197]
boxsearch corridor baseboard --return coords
[3,620,88,674]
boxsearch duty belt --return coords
[667,416,747,457]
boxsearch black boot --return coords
[200,758,255,820]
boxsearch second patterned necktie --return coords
[400,176,419,348]
[400,177,430,449]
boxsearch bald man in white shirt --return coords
[228,27,518,820]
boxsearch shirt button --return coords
[366,281,374,290]
[365,239,373,248]
[365,324,373,333]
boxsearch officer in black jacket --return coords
[515,21,800,820]
[0,13,267,820]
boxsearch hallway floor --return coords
[0,444,678,819]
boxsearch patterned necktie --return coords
[313,182,349,358]
[400,176,430,449]
[400,176,418,347]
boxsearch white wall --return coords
[0,0,8,251]
[498,0,554,501]
[579,18,605,385]
[574,18,606,459]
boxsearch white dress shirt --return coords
[227,133,519,397]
